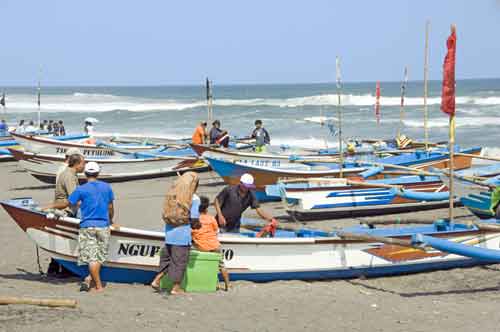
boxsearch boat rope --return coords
[35,245,45,276]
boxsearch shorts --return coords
[211,247,225,269]
[255,145,267,153]
[78,227,110,265]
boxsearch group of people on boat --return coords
[192,119,271,152]
[42,147,276,294]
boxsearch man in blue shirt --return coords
[46,161,117,293]
[0,119,7,136]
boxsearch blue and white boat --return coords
[3,197,500,284]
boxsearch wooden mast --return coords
[423,21,430,150]
[206,77,213,122]
[336,56,343,177]
[398,66,408,138]
[37,67,42,128]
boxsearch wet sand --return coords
[1,161,500,332]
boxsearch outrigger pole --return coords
[423,21,430,151]
[398,66,408,138]
[336,56,343,177]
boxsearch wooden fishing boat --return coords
[203,146,481,201]
[3,197,500,284]
[0,133,90,162]
[267,175,458,221]
[11,132,161,158]
[9,149,208,184]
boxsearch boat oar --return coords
[336,231,417,248]
[0,296,78,308]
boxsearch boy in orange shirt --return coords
[192,121,207,145]
[191,196,230,291]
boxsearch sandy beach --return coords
[2,161,500,332]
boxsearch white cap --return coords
[84,161,100,174]
[240,173,255,189]
[65,147,83,157]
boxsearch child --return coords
[251,119,270,153]
[191,196,230,291]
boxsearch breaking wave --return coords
[2,91,500,113]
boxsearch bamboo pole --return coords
[336,56,344,177]
[449,114,455,226]
[336,231,416,248]
[0,296,77,308]
[398,66,408,138]
[423,20,430,151]
[37,67,42,128]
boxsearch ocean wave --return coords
[2,91,500,113]
[403,117,500,128]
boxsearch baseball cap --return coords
[65,147,83,157]
[240,173,256,189]
[84,161,100,174]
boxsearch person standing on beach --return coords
[16,120,26,134]
[43,153,85,277]
[53,154,85,217]
[251,120,270,153]
[214,173,276,233]
[58,120,66,136]
[56,148,83,183]
[0,119,7,135]
[46,162,117,292]
[151,172,200,295]
[192,121,207,145]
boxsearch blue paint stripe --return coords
[312,199,393,209]
[55,257,494,284]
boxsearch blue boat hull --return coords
[56,257,494,284]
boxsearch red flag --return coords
[375,81,381,124]
[441,26,456,116]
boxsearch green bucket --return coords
[160,250,221,293]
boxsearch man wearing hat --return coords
[46,162,117,292]
[214,173,275,233]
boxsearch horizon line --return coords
[0,76,499,89]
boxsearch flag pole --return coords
[447,24,457,227]
[398,66,408,138]
[336,56,343,177]
[423,20,430,151]
[449,113,455,225]
[37,67,42,128]
[206,78,213,123]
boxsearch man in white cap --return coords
[214,173,275,233]
[46,162,117,292]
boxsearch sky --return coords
[1,0,500,86]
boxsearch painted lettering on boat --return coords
[55,147,114,157]
[236,159,281,167]
[221,248,234,261]
[118,243,161,257]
